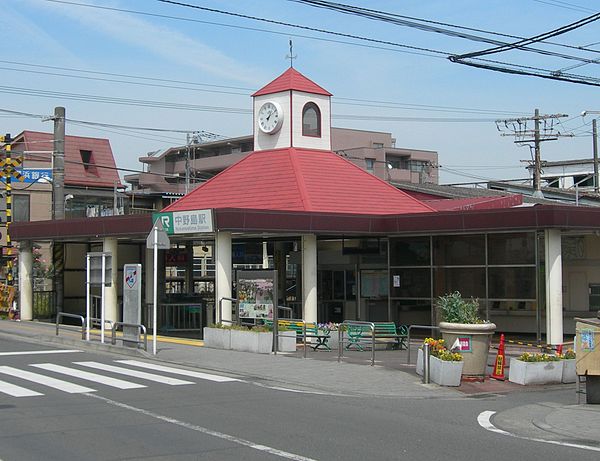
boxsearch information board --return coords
[237,270,277,320]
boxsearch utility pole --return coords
[496,109,571,198]
[582,111,599,194]
[51,106,65,315]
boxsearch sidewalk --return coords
[1,319,599,448]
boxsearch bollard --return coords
[423,342,431,384]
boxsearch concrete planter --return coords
[508,358,564,385]
[231,329,273,354]
[416,349,463,386]
[562,359,576,384]
[430,356,464,387]
[203,327,231,350]
[439,322,496,379]
[277,330,297,352]
[417,349,464,386]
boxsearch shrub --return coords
[437,291,482,324]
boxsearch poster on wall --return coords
[237,270,278,320]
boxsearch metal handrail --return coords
[338,321,376,366]
[277,305,293,319]
[56,312,86,340]
[217,297,238,325]
[111,322,148,351]
[406,324,440,364]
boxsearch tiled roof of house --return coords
[252,67,332,97]
[163,147,434,215]
[13,131,121,188]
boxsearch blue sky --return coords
[1,0,598,184]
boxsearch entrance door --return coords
[568,271,587,311]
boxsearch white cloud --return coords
[26,0,264,85]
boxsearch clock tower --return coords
[252,67,332,152]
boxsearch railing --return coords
[338,321,376,366]
[272,318,313,358]
[89,317,114,333]
[406,325,440,364]
[56,312,86,340]
[157,303,203,333]
[111,322,148,351]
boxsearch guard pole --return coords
[152,224,158,355]
[491,333,506,381]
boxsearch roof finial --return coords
[286,39,297,68]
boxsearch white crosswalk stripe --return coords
[30,363,146,390]
[0,366,95,394]
[115,360,239,382]
[74,362,194,385]
[0,378,43,397]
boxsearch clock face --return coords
[258,101,283,134]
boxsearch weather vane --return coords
[286,39,297,68]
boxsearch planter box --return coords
[277,330,297,352]
[440,322,496,379]
[203,327,231,350]
[430,355,464,387]
[231,329,273,354]
[416,349,463,386]
[562,359,576,384]
[508,358,564,385]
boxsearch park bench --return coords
[346,322,408,351]
[266,320,331,351]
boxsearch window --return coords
[13,195,30,222]
[373,142,384,148]
[79,150,98,176]
[302,102,321,137]
[365,158,375,172]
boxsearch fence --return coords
[33,290,56,320]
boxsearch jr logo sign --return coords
[125,266,138,289]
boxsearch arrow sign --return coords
[146,219,170,250]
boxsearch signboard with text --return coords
[237,270,277,320]
[152,209,213,235]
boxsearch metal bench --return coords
[267,320,331,350]
[346,322,407,351]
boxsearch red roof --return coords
[163,147,434,215]
[252,68,332,97]
[13,131,121,188]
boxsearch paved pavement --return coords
[1,318,599,449]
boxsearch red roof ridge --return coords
[288,148,313,211]
[252,68,332,97]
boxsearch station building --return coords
[11,67,600,345]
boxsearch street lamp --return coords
[64,194,74,216]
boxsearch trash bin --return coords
[575,315,600,404]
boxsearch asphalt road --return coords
[0,335,593,460]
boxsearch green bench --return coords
[266,320,331,351]
[346,322,408,351]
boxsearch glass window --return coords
[302,102,321,137]
[365,158,375,172]
[13,195,30,222]
[433,235,485,266]
[488,267,536,299]
[433,267,486,298]
[488,233,535,265]
[390,268,431,298]
[390,237,430,266]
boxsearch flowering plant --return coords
[558,348,576,360]
[423,337,463,362]
[517,352,561,362]
[318,322,345,331]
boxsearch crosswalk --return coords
[0,359,239,398]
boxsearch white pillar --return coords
[545,229,563,345]
[216,231,232,323]
[103,237,119,325]
[18,241,33,321]
[262,241,269,269]
[302,234,317,323]
[145,247,154,327]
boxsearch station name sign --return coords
[152,209,213,235]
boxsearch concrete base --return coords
[508,358,563,385]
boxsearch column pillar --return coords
[302,234,317,323]
[145,247,154,327]
[18,241,33,321]
[103,237,119,324]
[215,231,232,323]
[544,229,563,345]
